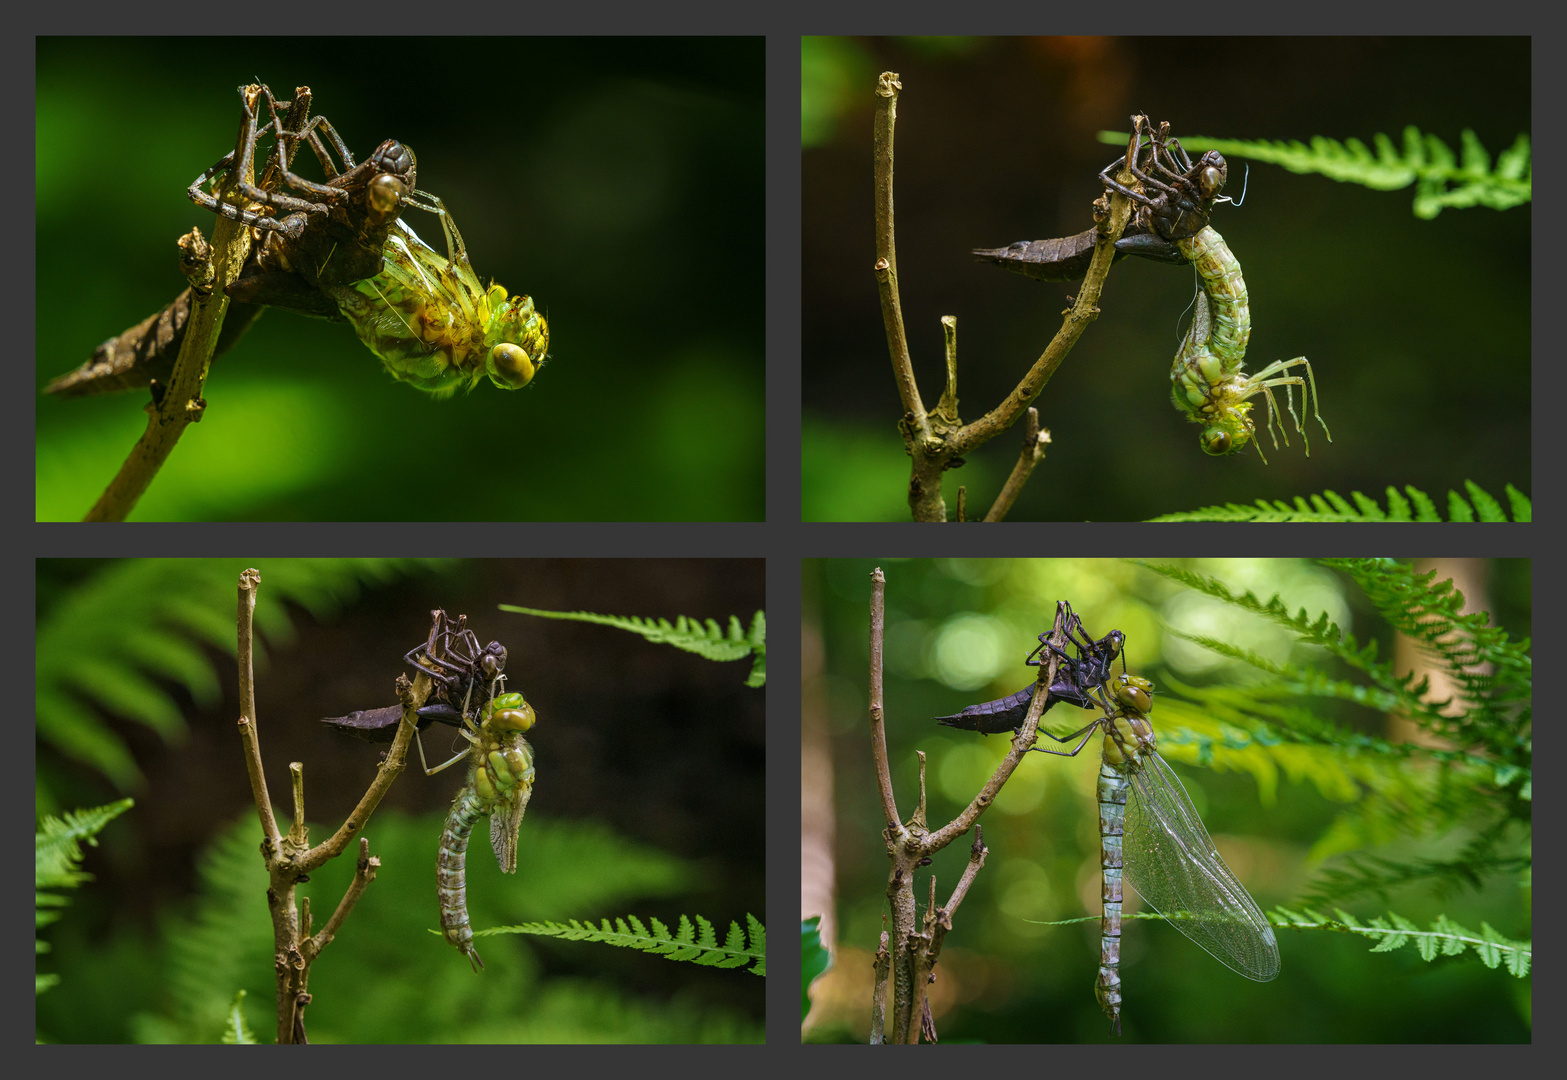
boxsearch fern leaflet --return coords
[495,913,766,975]
[1100,126,1530,217]
[1147,481,1528,523]
[1269,906,1531,976]
[222,990,258,1044]
[36,798,135,993]
[501,606,767,686]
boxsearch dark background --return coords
[36,558,765,1042]
[37,37,765,521]
[802,37,1531,520]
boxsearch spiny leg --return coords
[1243,357,1330,455]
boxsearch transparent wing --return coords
[1123,750,1280,981]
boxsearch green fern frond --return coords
[497,913,766,975]
[36,798,134,991]
[36,558,449,807]
[1325,559,1532,735]
[1038,906,1531,978]
[1270,906,1531,976]
[221,991,257,1045]
[1099,126,1530,217]
[1147,481,1529,522]
[501,606,767,686]
[1141,557,1529,764]
[1302,844,1532,906]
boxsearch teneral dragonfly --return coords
[46,83,547,400]
[1033,670,1280,1034]
[327,195,548,397]
[325,609,537,972]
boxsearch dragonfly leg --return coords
[187,87,331,236]
[1027,718,1105,758]
[419,725,480,776]
[1245,357,1330,449]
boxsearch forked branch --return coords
[84,86,268,522]
[871,73,1137,522]
[868,569,1073,1043]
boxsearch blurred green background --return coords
[802,558,1530,1042]
[37,558,764,1042]
[801,38,1530,520]
[37,38,764,521]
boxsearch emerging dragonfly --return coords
[327,195,547,397]
[1031,668,1279,1034]
[46,83,547,400]
[1112,118,1328,460]
[325,609,537,971]
[974,116,1328,461]
[934,601,1127,734]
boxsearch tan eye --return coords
[368,174,406,215]
[488,344,536,389]
[1200,165,1225,200]
[1202,430,1232,455]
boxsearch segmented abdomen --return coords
[1178,226,1250,362]
[438,783,489,972]
[1096,753,1131,1035]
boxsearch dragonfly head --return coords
[1104,629,1126,661]
[363,139,418,220]
[484,691,536,734]
[1109,673,1154,716]
[484,289,549,390]
[1196,151,1227,202]
[1199,405,1256,457]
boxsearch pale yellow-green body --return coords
[332,198,548,399]
[1170,226,1328,461]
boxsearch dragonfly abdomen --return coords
[1169,224,1328,459]
[438,782,489,972]
[1096,756,1130,1034]
[1181,227,1250,360]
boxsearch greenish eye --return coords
[488,343,536,389]
[1202,430,1232,455]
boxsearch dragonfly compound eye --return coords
[487,343,537,390]
[1113,674,1154,714]
[1201,429,1233,455]
[1106,630,1125,659]
[367,173,408,217]
[1198,153,1227,199]
[486,694,536,734]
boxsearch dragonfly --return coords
[45,83,547,400]
[973,116,1328,460]
[326,195,547,397]
[934,601,1127,734]
[1031,669,1280,1034]
[325,609,537,971]
[1109,118,1328,460]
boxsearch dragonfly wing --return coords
[1122,751,1280,981]
[486,730,534,874]
[489,781,530,874]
